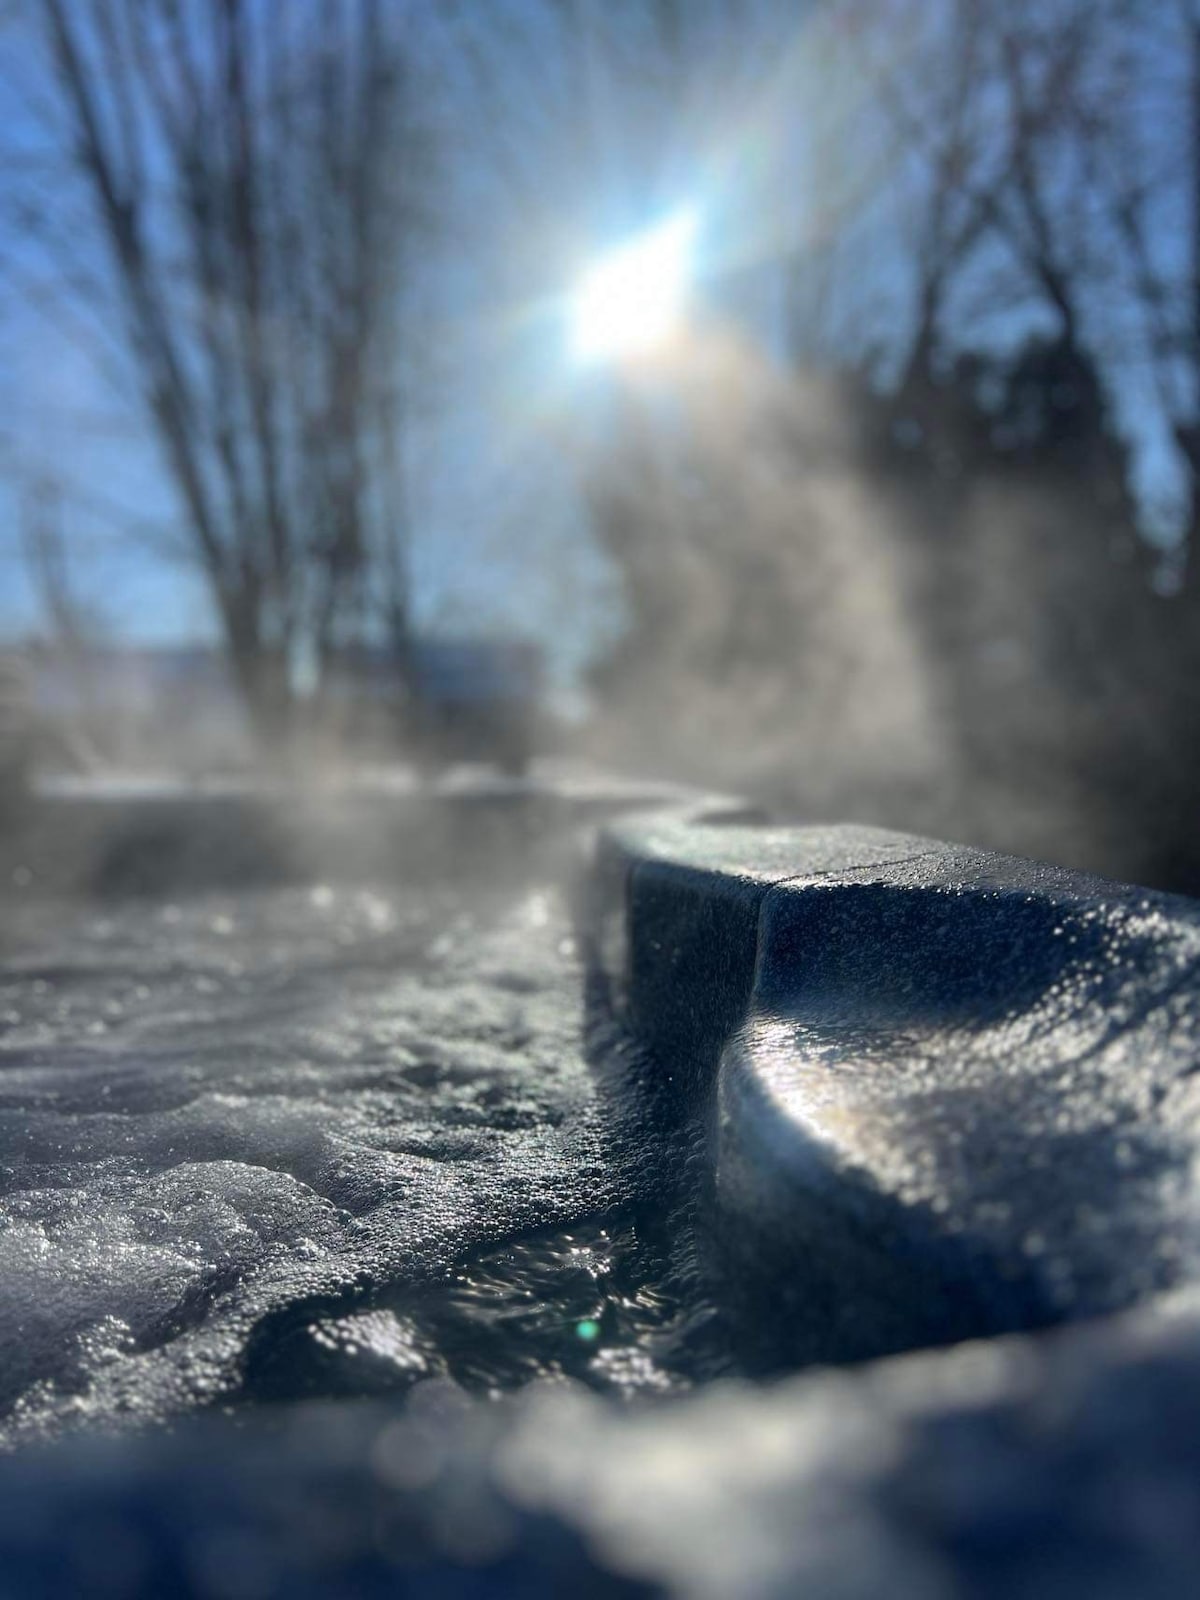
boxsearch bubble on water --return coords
[310,1311,429,1377]
[0,874,729,1444]
[357,892,394,930]
[524,892,551,928]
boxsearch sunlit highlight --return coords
[570,210,698,365]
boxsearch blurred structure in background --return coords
[3,632,544,783]
[324,636,544,776]
[22,642,246,775]
[0,650,34,809]
[2,1,1200,887]
[403,638,544,776]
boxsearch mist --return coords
[2,0,1198,889]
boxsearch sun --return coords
[570,210,698,365]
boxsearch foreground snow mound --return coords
[2,1291,1199,1598]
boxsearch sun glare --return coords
[570,210,698,365]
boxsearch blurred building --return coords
[18,641,247,774]
[9,635,545,776]
[329,637,545,774]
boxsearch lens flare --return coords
[570,210,698,365]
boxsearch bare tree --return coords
[19,473,112,766]
[1065,1,1200,562]
[7,0,429,748]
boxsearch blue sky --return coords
[1,1,1193,681]
[0,0,619,693]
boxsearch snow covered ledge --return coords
[589,809,1200,1363]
